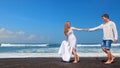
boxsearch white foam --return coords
[77,43,120,47]
[1,43,120,47]
[0,53,59,58]
[0,44,48,47]
[0,53,119,58]
[77,44,101,47]
[112,43,120,46]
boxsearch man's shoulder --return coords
[109,21,116,27]
[109,21,115,24]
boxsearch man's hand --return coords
[113,39,118,43]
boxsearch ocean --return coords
[0,43,120,58]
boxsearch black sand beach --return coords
[0,57,120,68]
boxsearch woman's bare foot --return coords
[73,61,78,63]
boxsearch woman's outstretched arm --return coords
[71,27,85,31]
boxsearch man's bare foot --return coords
[111,56,115,63]
[105,61,111,64]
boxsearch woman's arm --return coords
[71,27,84,31]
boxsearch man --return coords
[87,14,118,64]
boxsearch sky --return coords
[0,0,120,43]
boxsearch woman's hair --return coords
[64,21,70,36]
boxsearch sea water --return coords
[0,43,120,58]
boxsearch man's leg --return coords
[110,51,115,63]
[101,40,107,53]
[107,40,115,63]
[102,48,115,62]
[102,48,107,53]
[105,49,112,64]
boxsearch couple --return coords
[58,14,118,64]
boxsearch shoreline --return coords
[0,53,120,58]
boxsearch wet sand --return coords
[0,57,120,68]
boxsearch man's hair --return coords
[102,14,109,19]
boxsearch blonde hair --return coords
[64,21,70,36]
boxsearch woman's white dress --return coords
[67,27,77,49]
[58,40,71,62]
[58,27,82,62]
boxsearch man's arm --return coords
[87,24,103,32]
[112,22,118,42]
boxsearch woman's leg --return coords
[72,49,78,63]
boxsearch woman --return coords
[64,21,83,63]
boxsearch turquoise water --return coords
[0,43,120,53]
[0,43,120,58]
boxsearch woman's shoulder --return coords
[67,27,73,33]
[70,27,75,29]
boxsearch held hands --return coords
[86,28,91,32]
